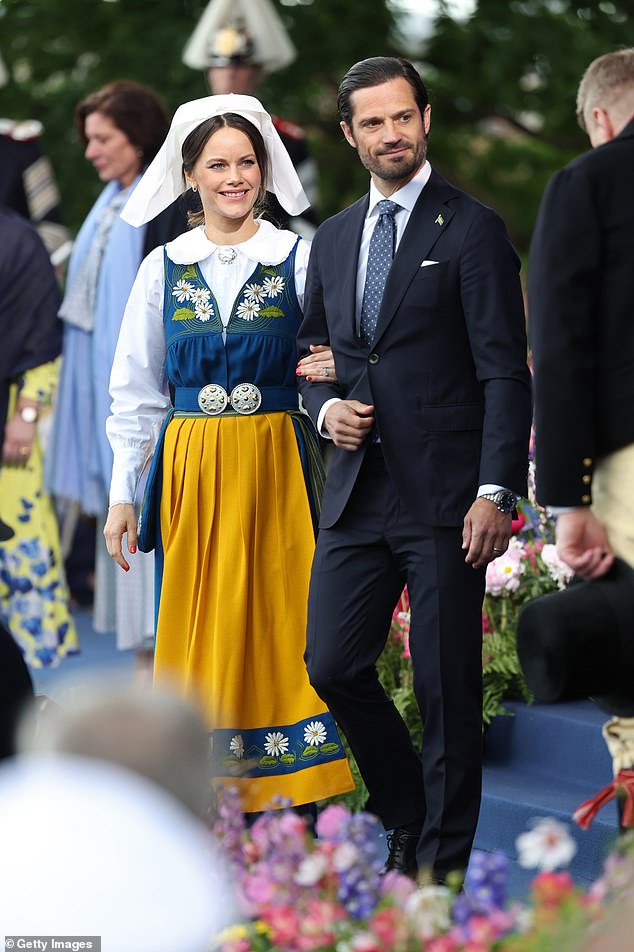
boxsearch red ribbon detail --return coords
[573,769,634,829]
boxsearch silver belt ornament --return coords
[197,382,262,416]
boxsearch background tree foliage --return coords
[0,0,631,252]
[422,0,631,253]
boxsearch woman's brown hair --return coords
[75,80,170,168]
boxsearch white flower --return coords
[229,735,244,759]
[190,286,211,306]
[295,853,329,885]
[263,275,285,298]
[333,842,359,872]
[405,884,452,939]
[244,282,266,303]
[263,731,289,757]
[304,720,327,746]
[237,299,261,322]
[541,544,575,589]
[195,301,214,322]
[172,279,194,302]
[516,817,577,871]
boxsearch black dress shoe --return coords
[382,827,420,879]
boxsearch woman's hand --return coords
[296,344,338,383]
[2,412,36,464]
[104,503,137,572]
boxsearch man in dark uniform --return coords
[529,48,634,576]
[182,0,319,236]
[0,120,69,261]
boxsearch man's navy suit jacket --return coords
[297,168,533,530]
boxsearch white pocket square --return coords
[420,259,439,267]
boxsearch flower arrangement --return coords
[377,460,573,743]
[212,791,634,952]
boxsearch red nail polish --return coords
[130,545,136,553]
[295,369,301,375]
[307,376,313,382]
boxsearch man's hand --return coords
[556,508,614,579]
[324,400,375,450]
[462,498,513,569]
[103,503,137,572]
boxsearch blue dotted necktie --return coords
[359,199,400,345]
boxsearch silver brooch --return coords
[217,247,237,265]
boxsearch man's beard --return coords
[360,137,427,182]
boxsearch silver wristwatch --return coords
[19,405,39,424]
[480,490,517,513]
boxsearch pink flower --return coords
[243,871,276,905]
[531,870,575,907]
[370,907,404,946]
[381,869,417,903]
[315,804,350,839]
[263,905,301,946]
[277,811,308,838]
[347,931,381,952]
[485,538,525,595]
[297,898,346,949]
[425,937,458,952]
[481,610,492,634]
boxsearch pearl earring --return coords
[190,183,198,193]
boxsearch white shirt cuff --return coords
[317,398,342,438]
[477,484,518,500]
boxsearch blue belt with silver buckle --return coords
[174,383,298,416]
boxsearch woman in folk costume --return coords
[104,95,353,811]
[45,82,187,662]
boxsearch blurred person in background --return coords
[183,0,319,237]
[0,619,33,761]
[0,753,238,949]
[529,49,634,577]
[0,49,70,263]
[45,81,188,671]
[19,676,212,819]
[0,206,78,668]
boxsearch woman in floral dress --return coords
[104,95,353,812]
[0,208,78,667]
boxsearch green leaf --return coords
[172,307,195,322]
[258,306,285,318]
[182,266,198,280]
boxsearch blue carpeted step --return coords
[476,699,620,885]
[476,764,618,884]
[485,700,614,789]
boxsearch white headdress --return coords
[182,0,296,73]
[121,93,308,227]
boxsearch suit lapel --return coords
[372,171,457,347]
[334,195,368,343]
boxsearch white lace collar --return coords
[165,219,298,266]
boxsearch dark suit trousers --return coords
[305,447,485,877]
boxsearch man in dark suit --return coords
[529,49,634,577]
[297,57,532,882]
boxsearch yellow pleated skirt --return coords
[153,411,354,811]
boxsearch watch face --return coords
[498,491,516,512]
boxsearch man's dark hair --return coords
[337,56,429,127]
